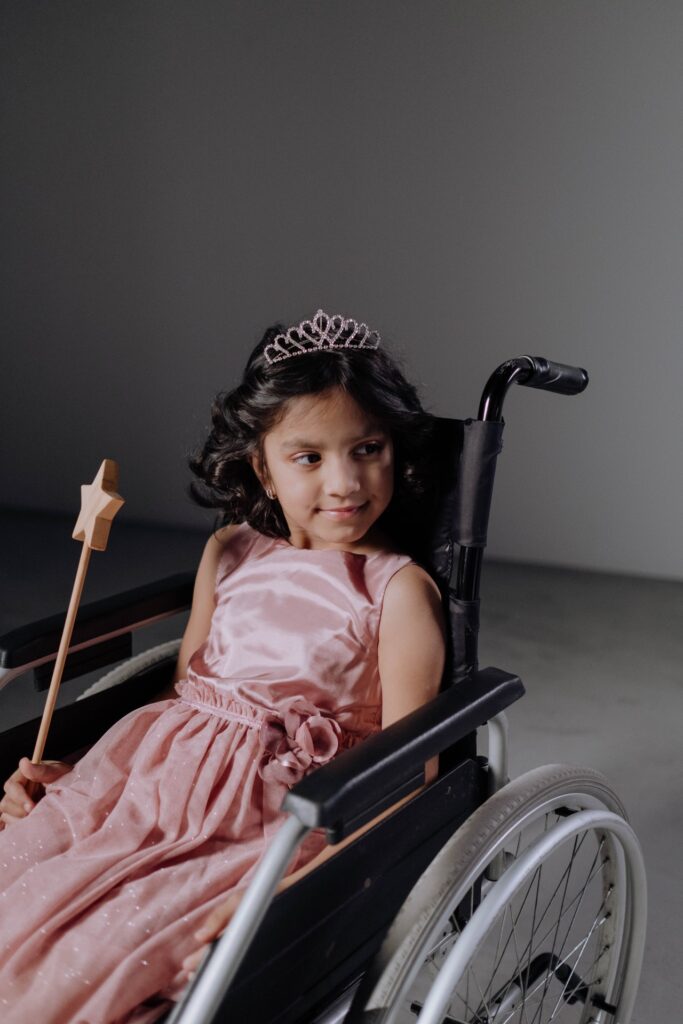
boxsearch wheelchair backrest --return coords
[388,415,505,689]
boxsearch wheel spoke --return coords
[460,834,608,1024]
[524,855,608,969]
[530,831,590,949]
[531,834,581,1023]
[485,853,545,1018]
[487,898,515,1010]
[482,864,544,1004]
[547,839,606,1005]
[545,911,609,1022]
[515,827,525,856]
[465,938,471,1020]
[521,865,607,1021]
[556,840,605,956]
[496,926,607,1024]
[507,887,538,1024]
[478,838,586,1020]
[465,957,496,1024]
[497,827,590,992]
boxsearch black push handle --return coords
[478,356,589,421]
[517,356,589,396]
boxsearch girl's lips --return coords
[318,502,368,519]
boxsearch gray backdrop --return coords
[2,0,681,579]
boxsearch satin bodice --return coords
[182,522,413,739]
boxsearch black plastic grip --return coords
[519,356,589,396]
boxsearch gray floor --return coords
[478,560,683,1023]
[1,509,680,1021]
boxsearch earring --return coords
[265,487,275,500]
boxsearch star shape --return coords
[72,459,125,550]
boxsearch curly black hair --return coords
[188,319,439,554]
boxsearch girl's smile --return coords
[252,388,394,552]
[317,501,370,521]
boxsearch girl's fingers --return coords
[0,811,23,827]
[1,803,28,821]
[170,966,195,988]
[4,779,34,808]
[195,890,241,941]
[180,894,241,973]
[181,946,206,972]
[182,907,237,971]
[0,795,30,819]
[19,757,70,782]
[194,905,229,942]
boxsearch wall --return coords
[2,1,681,577]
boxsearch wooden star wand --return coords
[29,460,124,786]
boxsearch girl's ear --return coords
[249,452,265,487]
[250,452,273,497]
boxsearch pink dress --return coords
[0,524,411,1024]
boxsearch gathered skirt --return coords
[0,682,330,1024]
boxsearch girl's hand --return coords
[0,757,72,828]
[180,890,243,978]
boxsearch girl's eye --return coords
[355,441,384,456]
[292,442,384,465]
[293,453,321,466]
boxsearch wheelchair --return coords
[0,356,647,1024]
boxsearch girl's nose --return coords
[323,457,362,498]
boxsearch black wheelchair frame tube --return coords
[454,355,588,604]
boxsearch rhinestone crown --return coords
[264,309,381,365]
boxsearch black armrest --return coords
[284,666,524,842]
[0,573,194,672]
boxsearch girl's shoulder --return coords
[213,521,245,547]
[353,540,441,614]
[381,559,443,609]
[378,561,446,668]
[211,521,264,586]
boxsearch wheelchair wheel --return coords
[76,640,181,699]
[348,764,646,1024]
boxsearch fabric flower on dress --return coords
[257,697,342,786]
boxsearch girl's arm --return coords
[1,526,240,823]
[148,524,240,701]
[377,562,446,781]
[183,563,446,972]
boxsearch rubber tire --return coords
[76,639,181,699]
[347,763,631,1024]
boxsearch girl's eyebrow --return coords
[279,439,318,451]
[279,429,386,452]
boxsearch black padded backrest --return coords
[397,416,505,689]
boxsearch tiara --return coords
[263,309,381,365]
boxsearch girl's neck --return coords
[284,525,397,556]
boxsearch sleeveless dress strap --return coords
[214,522,261,586]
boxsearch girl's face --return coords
[253,388,394,551]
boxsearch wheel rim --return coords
[411,815,620,1024]
[374,794,643,1024]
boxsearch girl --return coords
[0,309,446,1024]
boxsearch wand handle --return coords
[31,544,92,768]
[25,544,92,801]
